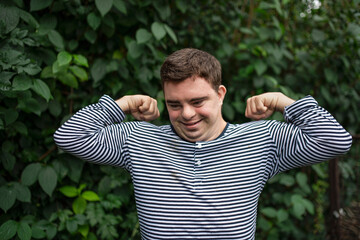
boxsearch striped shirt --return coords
[54,95,352,239]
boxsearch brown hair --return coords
[160,48,222,90]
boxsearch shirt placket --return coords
[193,142,204,191]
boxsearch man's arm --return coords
[245,92,295,120]
[54,94,160,167]
[245,92,352,175]
[116,95,160,121]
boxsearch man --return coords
[54,48,352,239]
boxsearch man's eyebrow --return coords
[190,96,208,102]
[166,96,209,104]
[166,100,180,104]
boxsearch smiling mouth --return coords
[182,119,202,128]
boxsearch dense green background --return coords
[1,0,359,239]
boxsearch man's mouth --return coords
[182,119,202,128]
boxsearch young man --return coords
[54,48,352,239]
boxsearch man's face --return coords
[164,77,227,142]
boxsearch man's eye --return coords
[193,101,203,106]
[169,104,181,109]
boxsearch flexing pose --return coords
[54,48,352,239]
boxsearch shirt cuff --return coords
[99,95,126,123]
[283,95,318,123]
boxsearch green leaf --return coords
[40,66,55,79]
[347,23,360,37]
[261,207,277,218]
[73,196,87,214]
[31,225,46,239]
[151,22,166,40]
[153,1,170,20]
[14,183,31,203]
[17,222,32,240]
[82,191,100,201]
[164,24,178,43]
[48,30,64,49]
[258,216,272,231]
[291,194,306,219]
[127,41,143,59]
[30,0,52,11]
[57,51,72,67]
[84,29,97,44]
[59,186,78,198]
[113,0,127,14]
[2,152,16,172]
[0,186,16,212]
[17,98,42,116]
[311,164,327,178]
[311,29,326,42]
[31,79,53,102]
[78,225,89,238]
[18,9,39,28]
[293,202,305,219]
[254,60,267,76]
[21,63,41,76]
[175,0,187,13]
[48,100,62,117]
[73,54,89,68]
[276,209,288,222]
[4,109,19,125]
[12,74,32,91]
[64,156,84,183]
[66,219,78,234]
[95,0,113,17]
[69,66,88,82]
[296,172,311,193]
[0,220,18,240]
[136,28,152,44]
[52,60,67,74]
[38,166,58,197]
[279,174,295,186]
[87,12,101,30]
[45,223,57,239]
[12,121,28,135]
[0,4,20,34]
[0,72,15,85]
[302,198,315,215]
[324,68,338,84]
[91,59,107,83]
[58,73,78,88]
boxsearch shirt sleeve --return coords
[53,95,139,169]
[267,95,353,176]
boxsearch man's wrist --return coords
[115,96,130,114]
[275,93,295,113]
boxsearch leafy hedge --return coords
[0,0,359,239]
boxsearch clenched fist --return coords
[245,92,295,120]
[116,95,160,121]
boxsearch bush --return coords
[0,0,359,239]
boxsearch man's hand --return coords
[115,95,160,121]
[245,92,295,120]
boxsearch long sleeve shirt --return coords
[54,95,352,240]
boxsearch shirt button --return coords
[196,143,202,148]
[196,160,201,166]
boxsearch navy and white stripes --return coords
[54,95,352,239]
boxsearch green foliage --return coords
[0,0,359,239]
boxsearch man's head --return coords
[161,48,227,142]
[160,48,222,90]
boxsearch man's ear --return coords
[217,85,227,104]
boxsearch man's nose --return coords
[181,105,196,120]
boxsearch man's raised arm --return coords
[53,94,159,167]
